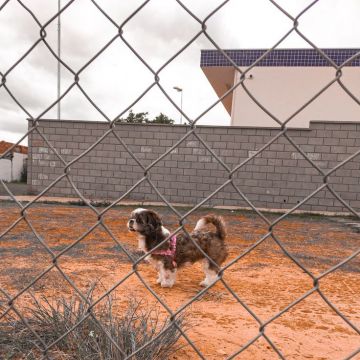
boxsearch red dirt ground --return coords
[0,203,359,359]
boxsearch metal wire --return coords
[0,0,359,359]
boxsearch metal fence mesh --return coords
[0,0,359,359]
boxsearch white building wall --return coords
[0,153,27,182]
[231,67,360,128]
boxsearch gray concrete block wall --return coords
[28,120,360,213]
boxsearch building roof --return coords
[0,141,28,155]
[201,48,360,67]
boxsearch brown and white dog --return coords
[127,208,228,288]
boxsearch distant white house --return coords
[201,48,360,127]
[0,141,28,182]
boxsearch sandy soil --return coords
[0,203,359,359]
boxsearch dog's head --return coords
[127,208,163,235]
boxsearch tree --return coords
[119,110,149,124]
[118,110,175,125]
[152,113,174,124]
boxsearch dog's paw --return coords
[200,277,218,287]
[160,281,174,288]
[156,277,162,284]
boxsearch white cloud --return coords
[0,0,359,145]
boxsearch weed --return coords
[0,285,186,359]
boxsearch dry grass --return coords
[0,284,186,360]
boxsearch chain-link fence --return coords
[0,0,359,359]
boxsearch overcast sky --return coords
[0,0,359,144]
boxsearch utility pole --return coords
[57,0,61,120]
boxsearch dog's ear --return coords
[144,211,162,232]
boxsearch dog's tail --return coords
[194,214,226,241]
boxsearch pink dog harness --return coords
[152,235,177,267]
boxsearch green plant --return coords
[118,111,174,125]
[118,110,150,124]
[151,113,174,124]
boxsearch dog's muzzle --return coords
[127,219,136,232]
